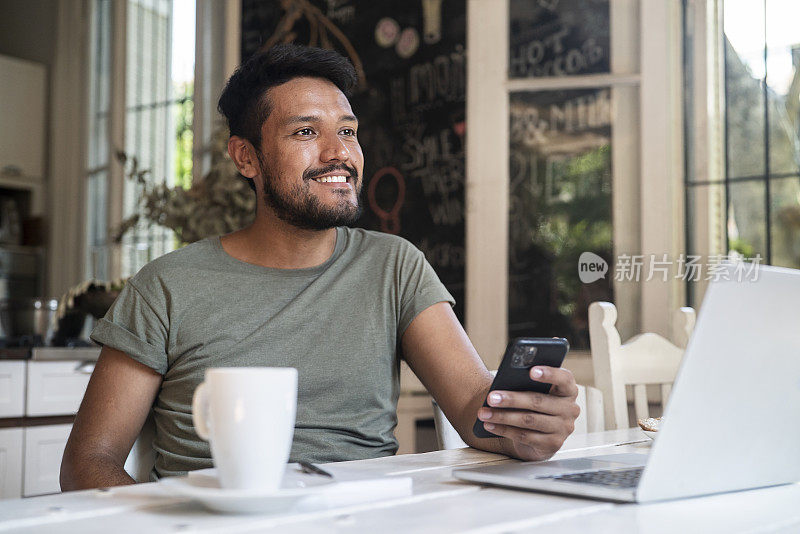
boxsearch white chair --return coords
[432,383,605,450]
[395,393,435,454]
[123,411,157,483]
[588,301,696,430]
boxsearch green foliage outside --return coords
[174,81,194,191]
[535,145,612,319]
[729,237,755,258]
[509,138,613,347]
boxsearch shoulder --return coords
[341,227,421,259]
[128,238,218,293]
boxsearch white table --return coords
[2,428,799,533]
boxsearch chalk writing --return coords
[367,167,406,234]
[401,126,464,225]
[324,0,355,24]
[390,45,466,120]
[509,0,609,79]
[509,35,604,78]
[510,89,611,147]
[417,238,465,269]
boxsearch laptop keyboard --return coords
[539,467,644,489]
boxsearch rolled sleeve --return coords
[90,281,169,375]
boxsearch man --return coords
[61,44,579,490]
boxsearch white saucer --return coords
[161,470,335,514]
[641,430,657,440]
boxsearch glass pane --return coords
[87,171,109,279]
[508,89,612,349]
[765,0,800,176]
[120,0,194,277]
[508,0,609,79]
[87,0,111,170]
[727,179,767,259]
[770,176,800,268]
[724,0,767,178]
[86,0,113,280]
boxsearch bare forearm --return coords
[60,451,136,491]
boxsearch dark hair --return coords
[218,44,357,149]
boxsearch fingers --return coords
[486,388,579,417]
[481,368,580,462]
[478,407,564,434]
[528,366,579,398]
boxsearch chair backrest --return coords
[123,411,157,483]
[432,383,605,450]
[588,301,696,430]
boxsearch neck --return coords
[220,208,338,269]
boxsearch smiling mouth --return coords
[312,175,350,184]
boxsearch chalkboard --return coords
[508,0,609,78]
[240,0,467,322]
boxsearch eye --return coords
[340,127,357,137]
[295,127,315,136]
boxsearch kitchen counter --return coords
[0,347,31,359]
[32,346,101,361]
[0,345,101,361]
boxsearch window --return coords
[467,0,643,358]
[508,87,613,347]
[685,0,800,290]
[86,0,196,280]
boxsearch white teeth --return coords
[314,175,348,183]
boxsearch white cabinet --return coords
[0,428,23,499]
[0,361,26,417]
[0,55,46,180]
[23,424,72,497]
[26,360,93,416]
[0,357,97,500]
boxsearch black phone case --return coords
[472,337,569,439]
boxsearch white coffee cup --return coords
[192,367,298,491]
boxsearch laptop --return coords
[453,264,800,503]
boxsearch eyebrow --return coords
[285,114,358,124]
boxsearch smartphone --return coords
[472,337,570,439]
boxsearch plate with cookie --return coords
[637,417,662,439]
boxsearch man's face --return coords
[254,76,364,230]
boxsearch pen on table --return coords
[299,461,334,478]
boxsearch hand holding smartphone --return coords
[472,337,569,439]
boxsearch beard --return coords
[255,151,363,231]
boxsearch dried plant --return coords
[113,129,255,245]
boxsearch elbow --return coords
[60,441,78,492]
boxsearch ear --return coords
[227,136,259,179]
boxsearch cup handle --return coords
[192,381,211,440]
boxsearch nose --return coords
[320,133,351,164]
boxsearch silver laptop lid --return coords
[637,264,800,502]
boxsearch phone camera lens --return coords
[510,344,537,368]
[522,346,537,366]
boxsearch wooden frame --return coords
[465,0,668,369]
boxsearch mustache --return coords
[303,163,359,181]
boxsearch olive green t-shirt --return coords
[91,227,454,479]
